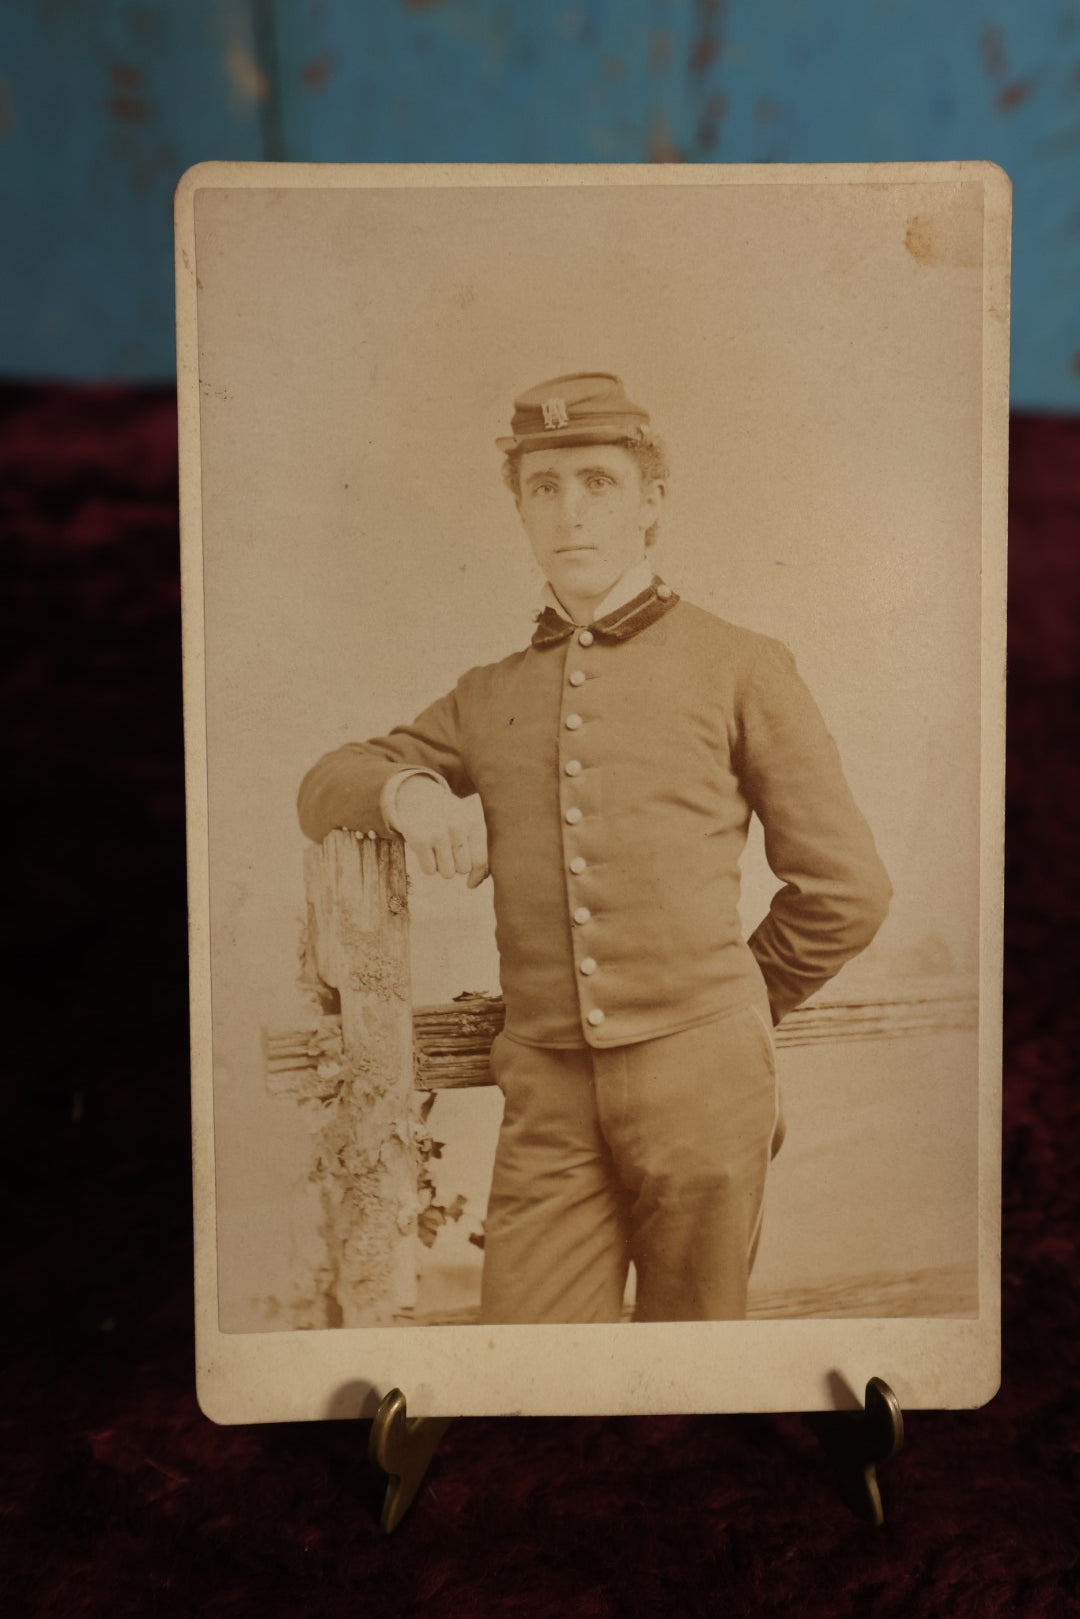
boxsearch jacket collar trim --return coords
[531,578,680,648]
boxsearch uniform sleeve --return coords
[736,639,892,1023]
[297,683,477,844]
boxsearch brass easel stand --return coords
[370,1377,903,1533]
[808,1377,905,1526]
[369,1389,452,1534]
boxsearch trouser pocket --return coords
[746,1003,786,1158]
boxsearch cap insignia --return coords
[542,396,570,430]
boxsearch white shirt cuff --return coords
[380,768,451,832]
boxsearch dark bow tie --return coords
[531,579,679,648]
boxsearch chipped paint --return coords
[110,60,144,91]
[107,59,153,123]
[221,9,270,118]
[301,50,335,91]
[690,0,727,77]
[648,114,685,163]
[122,3,162,50]
[996,78,1035,113]
[980,25,1007,80]
[696,89,728,151]
[649,30,672,75]
[224,43,269,107]
[979,23,1037,115]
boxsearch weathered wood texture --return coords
[294,830,421,1327]
[267,977,978,1096]
[268,836,978,1326]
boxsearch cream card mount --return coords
[175,161,1008,1425]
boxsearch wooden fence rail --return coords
[264,830,978,1326]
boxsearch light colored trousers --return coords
[480,1001,783,1325]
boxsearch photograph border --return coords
[176,159,1008,1422]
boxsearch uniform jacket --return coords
[297,582,892,1049]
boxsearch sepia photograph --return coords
[176,161,1007,1420]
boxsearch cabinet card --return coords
[175,161,1007,1421]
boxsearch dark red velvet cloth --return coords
[1,387,1076,1616]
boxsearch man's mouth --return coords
[555,545,597,555]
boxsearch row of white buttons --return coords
[568,627,602,1027]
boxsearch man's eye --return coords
[586,476,614,491]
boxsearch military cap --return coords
[496,372,651,454]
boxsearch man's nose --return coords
[557,485,585,527]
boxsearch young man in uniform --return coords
[298,373,892,1326]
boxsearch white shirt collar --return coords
[540,558,656,625]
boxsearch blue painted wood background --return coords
[1,0,1077,406]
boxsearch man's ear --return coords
[641,478,666,528]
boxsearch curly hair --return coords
[501,433,669,547]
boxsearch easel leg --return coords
[369,1388,452,1533]
[808,1377,905,1526]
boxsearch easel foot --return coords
[369,1388,452,1533]
[808,1377,905,1526]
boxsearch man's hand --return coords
[392,774,489,888]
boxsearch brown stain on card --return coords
[904,213,981,270]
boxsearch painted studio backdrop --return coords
[191,173,987,1332]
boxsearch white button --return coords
[568,670,586,687]
[579,957,597,975]
[569,856,587,874]
[366,829,377,840]
[587,1008,605,1027]
[565,713,582,730]
[578,629,594,646]
[573,906,591,925]
[565,807,583,825]
[564,759,582,777]
[656,583,672,601]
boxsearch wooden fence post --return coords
[267,843,979,1326]
[299,829,419,1327]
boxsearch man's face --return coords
[515,444,664,615]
